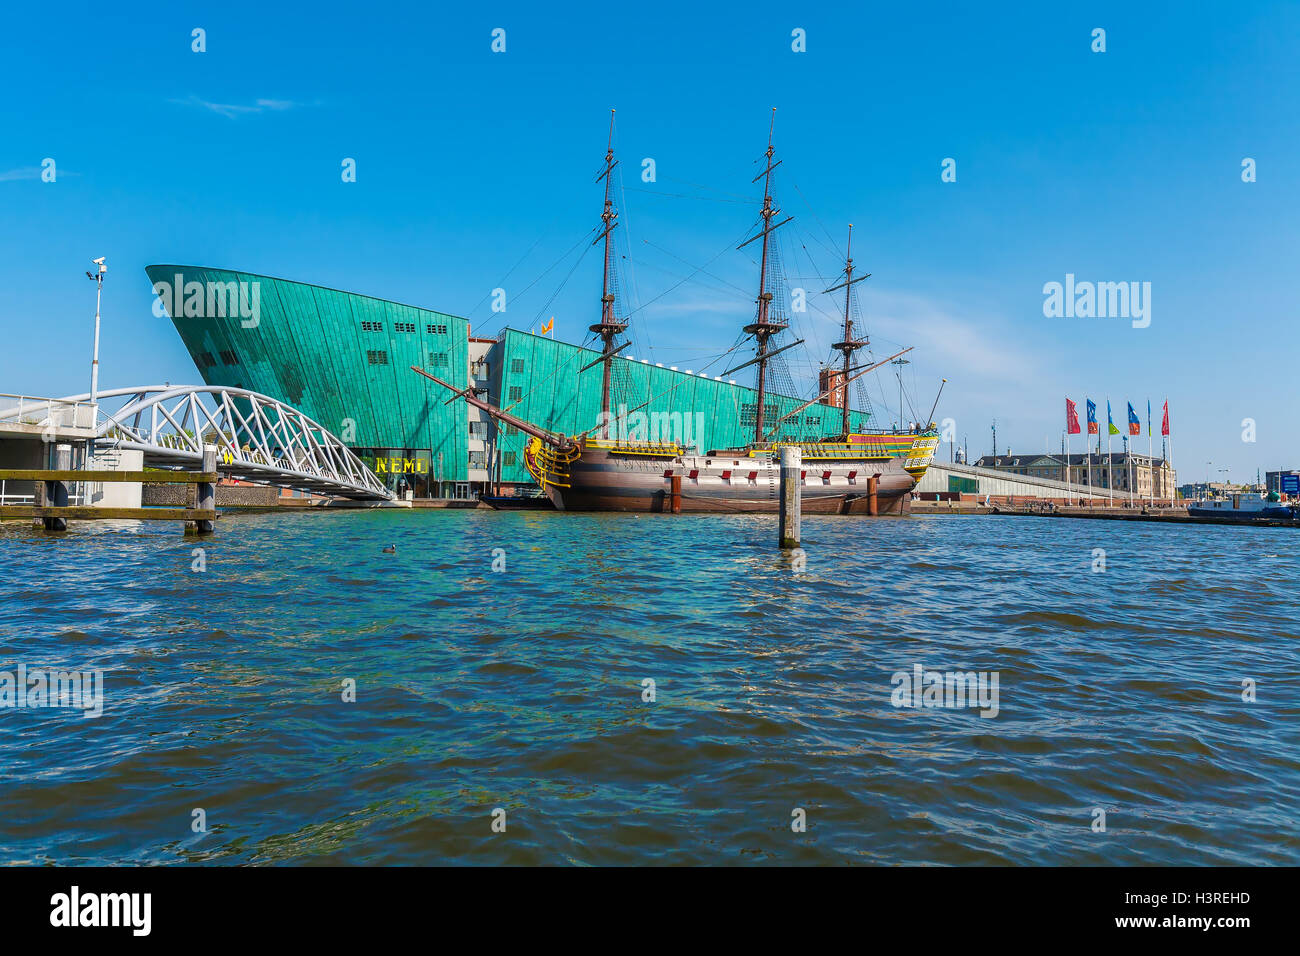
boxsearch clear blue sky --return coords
[2,1,1296,482]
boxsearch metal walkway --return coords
[0,386,391,500]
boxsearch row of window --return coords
[360,321,449,335]
[363,350,454,367]
[467,450,518,468]
[196,350,240,368]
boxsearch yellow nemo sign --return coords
[374,457,429,475]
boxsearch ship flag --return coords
[1086,399,1098,435]
[541,316,554,336]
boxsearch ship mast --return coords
[740,108,793,444]
[824,224,870,439]
[588,109,628,439]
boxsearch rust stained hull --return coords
[544,446,920,514]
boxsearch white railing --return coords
[0,393,97,430]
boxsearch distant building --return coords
[975,452,1177,498]
[1264,469,1300,495]
[1180,480,1265,500]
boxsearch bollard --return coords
[779,445,801,549]
[196,445,216,535]
[670,474,682,514]
[43,444,71,532]
[867,474,879,517]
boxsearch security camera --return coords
[92,257,105,265]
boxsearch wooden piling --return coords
[779,445,801,549]
[867,475,879,517]
[670,474,682,514]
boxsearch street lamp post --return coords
[86,257,107,428]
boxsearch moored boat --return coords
[414,110,940,514]
[1187,492,1293,520]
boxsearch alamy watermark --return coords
[1,663,104,717]
[890,663,999,718]
[598,405,708,447]
[1043,274,1150,328]
[152,274,261,328]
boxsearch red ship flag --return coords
[1066,398,1081,435]
[1161,400,1170,436]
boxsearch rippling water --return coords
[1,510,1297,865]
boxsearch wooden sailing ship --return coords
[414,111,939,514]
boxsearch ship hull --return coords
[544,445,924,514]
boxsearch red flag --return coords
[1161,401,1170,436]
[1066,398,1081,435]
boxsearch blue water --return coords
[1,510,1297,865]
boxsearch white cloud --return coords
[170,95,307,119]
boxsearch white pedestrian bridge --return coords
[0,385,391,501]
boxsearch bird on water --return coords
[382,544,396,554]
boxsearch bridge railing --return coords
[0,394,97,430]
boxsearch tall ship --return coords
[415,111,939,514]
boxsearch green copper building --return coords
[148,265,471,496]
[151,266,873,497]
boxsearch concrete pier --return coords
[779,445,801,549]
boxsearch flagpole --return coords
[1107,399,1113,506]
[1148,399,1154,507]
[1165,395,1173,506]
[1066,398,1073,505]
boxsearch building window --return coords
[511,358,525,373]
[508,386,522,402]
[198,351,215,367]
[220,350,238,365]
[502,451,517,466]
[361,321,383,332]
[740,403,779,428]
[367,350,389,365]
[428,353,448,367]
[426,323,448,335]
[394,322,416,333]
[468,451,488,468]
[469,421,486,436]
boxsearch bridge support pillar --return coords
[42,444,71,532]
[188,446,216,535]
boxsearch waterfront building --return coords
[1264,469,1300,496]
[151,266,876,498]
[975,452,1177,498]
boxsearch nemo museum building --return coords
[148,266,873,499]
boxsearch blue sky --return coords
[1,1,1296,482]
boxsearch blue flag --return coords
[1086,399,1098,435]
[1127,402,1140,436]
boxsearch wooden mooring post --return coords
[779,445,801,549]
